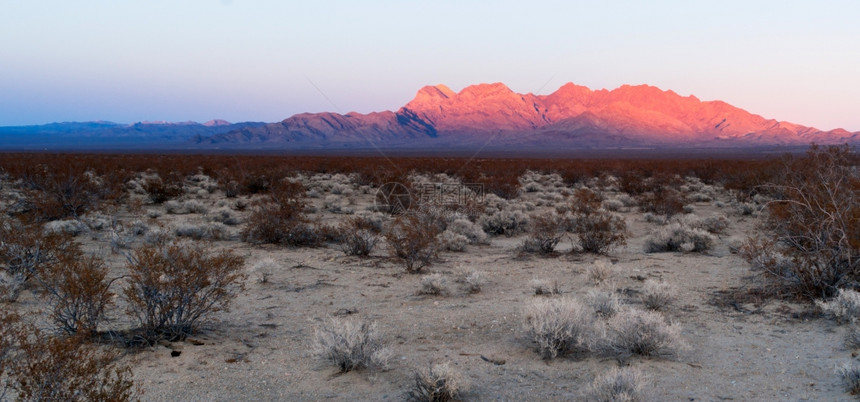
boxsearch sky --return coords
[1,0,859,131]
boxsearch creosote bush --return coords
[0,217,77,288]
[38,254,115,337]
[742,145,859,299]
[311,317,392,372]
[0,311,138,401]
[522,297,593,359]
[568,189,627,254]
[406,362,468,402]
[241,179,326,247]
[385,214,440,273]
[338,216,380,257]
[123,240,246,342]
[522,212,565,254]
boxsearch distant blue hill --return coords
[0,120,266,150]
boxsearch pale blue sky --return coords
[1,0,859,130]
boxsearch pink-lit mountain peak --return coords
[202,82,859,147]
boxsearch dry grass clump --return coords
[43,219,88,236]
[600,309,686,358]
[587,260,613,285]
[529,278,560,296]
[406,362,469,402]
[845,325,860,350]
[209,207,241,226]
[643,222,715,253]
[459,270,485,294]
[816,289,860,323]
[522,297,593,359]
[164,199,207,215]
[249,258,279,284]
[385,215,440,273]
[123,240,246,342]
[446,218,488,245]
[839,363,860,395]
[419,273,449,296]
[311,317,392,373]
[583,367,648,402]
[174,222,233,240]
[438,230,469,252]
[640,280,678,311]
[478,209,530,236]
[587,289,622,318]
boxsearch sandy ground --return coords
[3,172,856,401]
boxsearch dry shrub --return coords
[638,188,686,218]
[406,362,469,402]
[522,212,565,254]
[438,230,469,252]
[640,280,677,311]
[587,260,613,285]
[385,215,440,273]
[587,289,622,318]
[643,222,715,253]
[249,258,279,284]
[174,222,232,241]
[846,325,860,350]
[530,278,560,296]
[568,189,627,254]
[0,218,76,283]
[816,289,860,323]
[522,297,593,359]
[478,209,530,236]
[241,180,325,247]
[0,312,137,401]
[840,363,860,395]
[459,270,485,294]
[601,309,686,358]
[583,367,648,402]
[311,317,392,372]
[419,273,448,296]
[164,200,208,215]
[123,241,246,342]
[338,216,380,257]
[142,175,183,204]
[0,310,18,398]
[37,254,115,337]
[446,218,488,245]
[743,145,860,299]
[21,169,104,221]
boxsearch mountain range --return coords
[3,83,858,151]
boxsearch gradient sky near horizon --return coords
[1,1,859,131]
